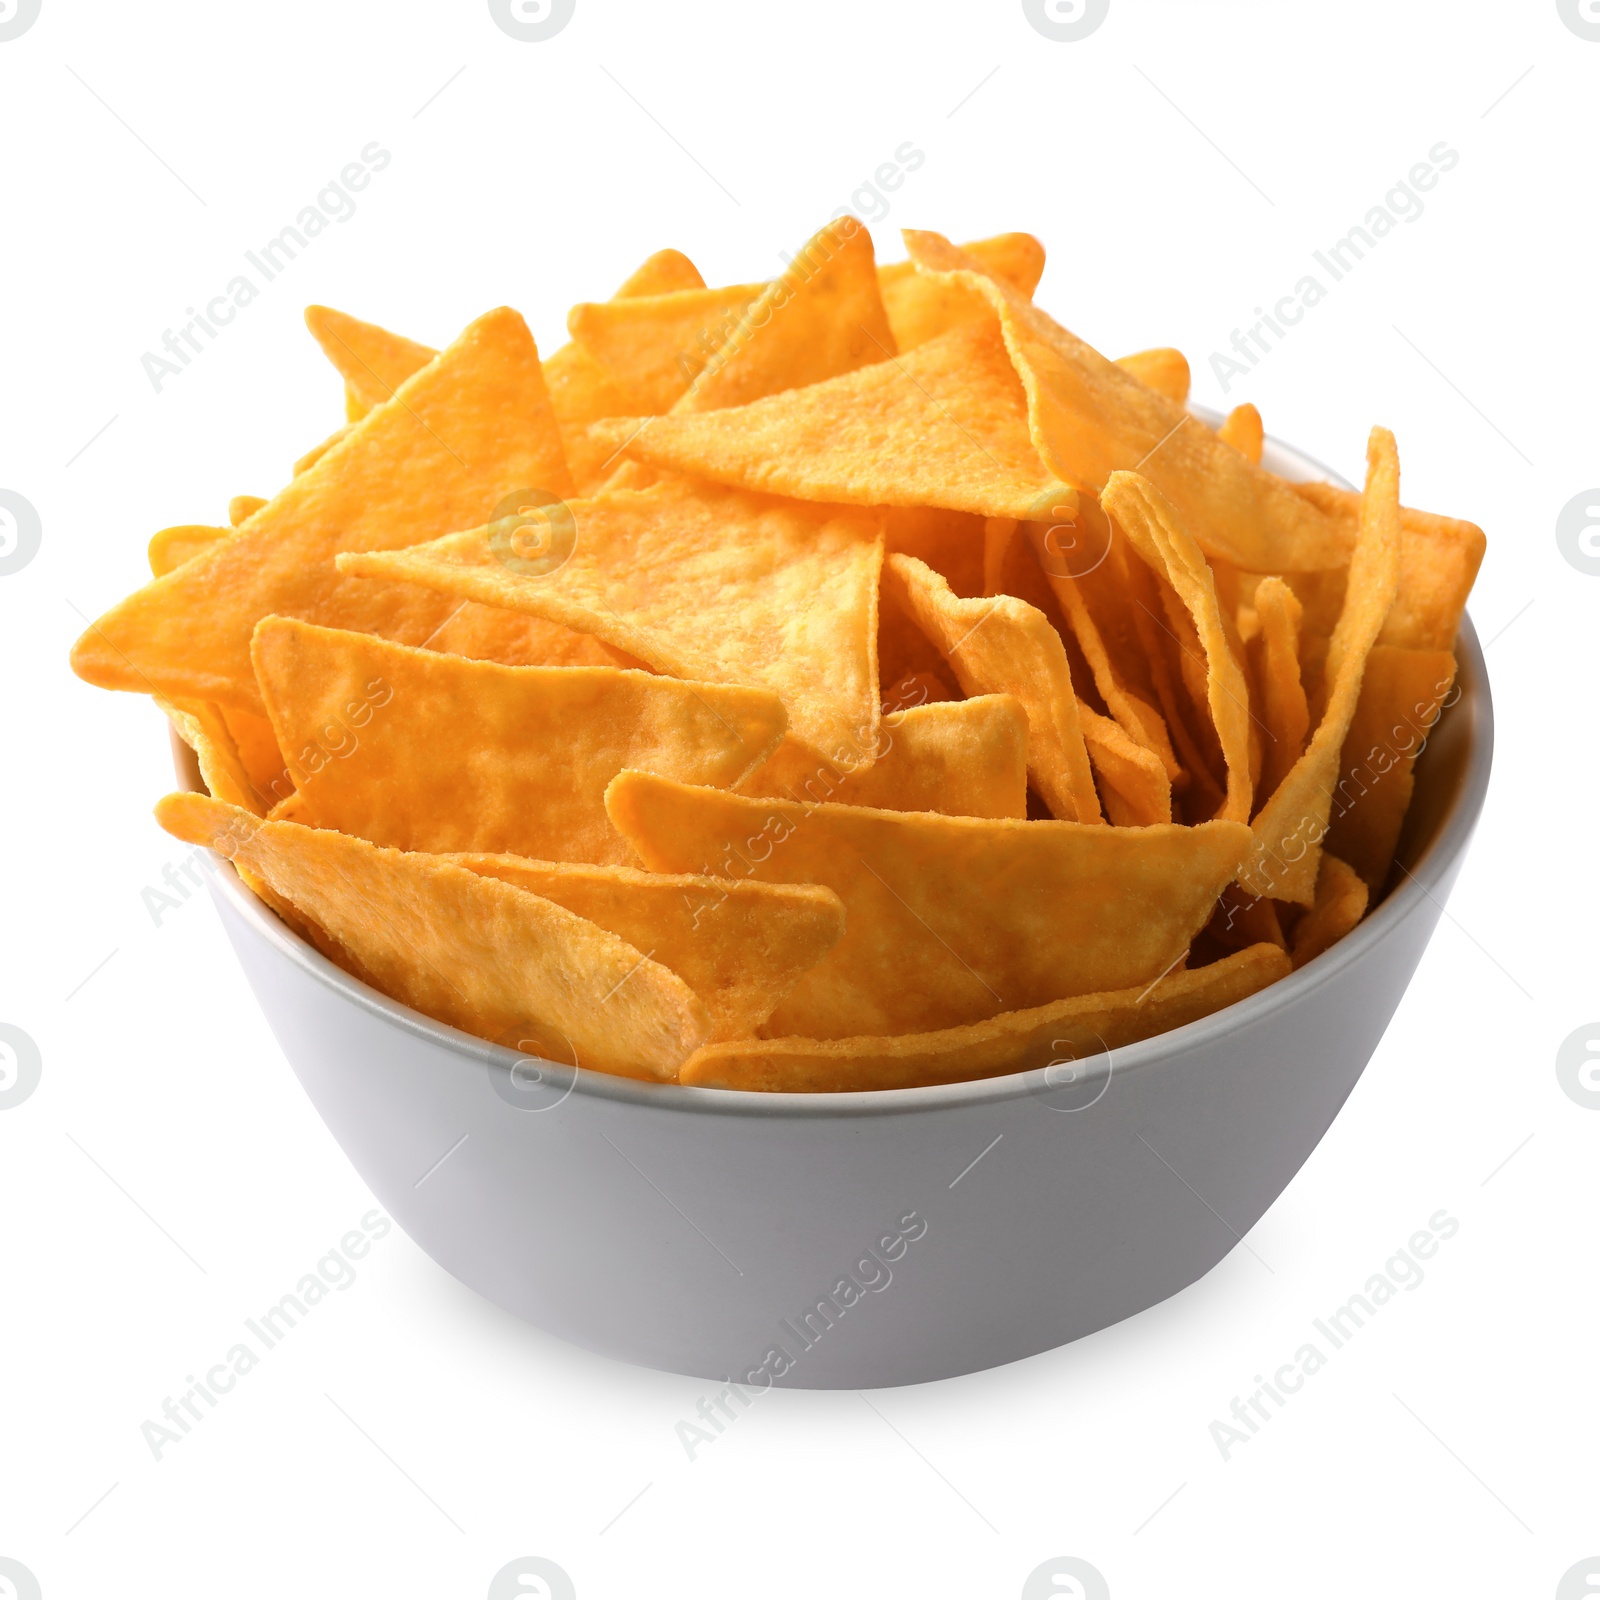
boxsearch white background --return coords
[2,2,1596,1596]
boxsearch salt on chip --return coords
[446,853,843,1042]
[592,319,1078,522]
[252,616,789,868]
[884,552,1102,824]
[678,218,895,412]
[339,478,883,760]
[680,943,1290,1092]
[1218,403,1264,466]
[155,792,708,1080]
[1240,429,1402,904]
[1113,347,1190,404]
[1291,853,1368,969]
[71,308,572,713]
[741,695,1029,819]
[878,231,1044,352]
[605,769,1253,1040]
[304,305,438,420]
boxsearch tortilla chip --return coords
[149,524,230,577]
[421,600,644,670]
[593,319,1078,521]
[1251,576,1310,801]
[339,478,883,759]
[228,495,267,527]
[605,769,1253,1039]
[680,943,1290,1092]
[221,707,291,806]
[155,792,708,1079]
[304,305,439,418]
[982,517,1020,596]
[884,506,986,598]
[884,552,1102,823]
[678,218,895,412]
[613,248,705,297]
[252,616,789,867]
[900,231,1348,572]
[1291,480,1485,652]
[1325,645,1457,893]
[71,308,573,712]
[1113,347,1190,404]
[1205,882,1286,953]
[878,231,1045,351]
[1101,471,1254,822]
[742,695,1029,819]
[1241,429,1402,903]
[1078,704,1172,826]
[1291,853,1368,968]
[157,697,265,813]
[1218,403,1264,466]
[447,853,843,1042]
[294,425,352,477]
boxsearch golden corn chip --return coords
[293,425,351,477]
[1325,645,1457,893]
[303,305,438,418]
[447,853,843,1042]
[1101,471,1254,822]
[567,280,768,413]
[148,523,229,577]
[741,695,1029,819]
[605,769,1253,1040]
[228,495,267,527]
[1113,347,1190,404]
[680,943,1290,1092]
[339,478,883,759]
[1218,403,1264,466]
[1291,853,1368,968]
[678,218,895,412]
[613,248,705,297]
[155,792,708,1079]
[982,516,1019,596]
[1078,705,1172,826]
[157,697,266,813]
[878,231,1044,351]
[900,230,1347,572]
[252,616,788,867]
[884,506,987,598]
[1291,480,1485,652]
[592,319,1078,521]
[884,553,1102,824]
[1241,429,1402,903]
[422,600,645,670]
[71,308,572,713]
[1251,576,1310,801]
[267,790,312,823]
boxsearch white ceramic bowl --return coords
[179,427,1492,1388]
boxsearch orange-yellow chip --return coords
[421,600,644,670]
[148,524,230,577]
[304,305,438,419]
[228,495,267,527]
[1218,403,1264,466]
[1113,347,1190,404]
[1291,853,1369,968]
[878,231,1044,351]
[1251,576,1311,802]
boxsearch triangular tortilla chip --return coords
[155,792,708,1079]
[339,478,883,759]
[681,943,1290,1092]
[1078,705,1172,826]
[900,230,1348,572]
[304,305,438,418]
[72,308,572,712]
[1251,576,1310,801]
[605,769,1253,1039]
[884,552,1101,823]
[148,523,229,577]
[422,600,644,670]
[1101,471,1255,823]
[678,218,895,412]
[877,231,1044,351]
[252,616,789,867]
[229,495,267,527]
[741,695,1029,819]
[613,247,705,298]
[593,319,1079,521]
[1240,429,1402,903]
[1113,347,1190,404]
[446,853,843,1042]
[1290,853,1368,969]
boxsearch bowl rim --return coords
[189,423,1494,1121]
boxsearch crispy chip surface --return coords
[1290,853,1369,968]
[878,231,1044,351]
[304,306,438,417]
[606,769,1252,1039]
[421,600,644,670]
[155,792,708,1079]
